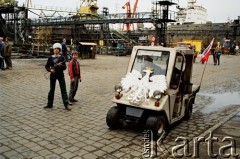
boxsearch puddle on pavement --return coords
[200,92,240,113]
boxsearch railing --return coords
[27,11,177,26]
[99,12,153,20]
[28,12,153,23]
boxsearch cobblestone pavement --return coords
[0,55,240,159]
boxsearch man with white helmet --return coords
[44,43,71,111]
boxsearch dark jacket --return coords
[61,43,67,55]
[45,55,66,75]
[4,42,12,56]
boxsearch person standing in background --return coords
[213,42,220,65]
[4,37,12,70]
[92,45,96,59]
[61,38,67,60]
[212,48,217,65]
[0,37,5,70]
[215,48,222,65]
[214,42,222,65]
[66,46,72,62]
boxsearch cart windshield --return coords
[132,49,170,76]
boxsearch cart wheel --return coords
[184,101,193,120]
[145,115,166,138]
[106,106,121,129]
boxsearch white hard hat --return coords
[53,43,62,50]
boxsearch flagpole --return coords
[199,60,208,87]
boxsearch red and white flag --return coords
[200,38,215,63]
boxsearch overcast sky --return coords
[17,0,239,23]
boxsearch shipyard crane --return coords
[122,0,138,31]
[122,0,131,31]
[131,0,138,17]
[131,0,138,31]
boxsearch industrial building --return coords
[0,0,239,57]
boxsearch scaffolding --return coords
[0,2,27,44]
[32,26,52,55]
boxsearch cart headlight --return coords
[153,90,162,100]
[115,84,123,93]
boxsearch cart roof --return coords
[132,46,194,55]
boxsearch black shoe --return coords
[72,99,78,102]
[65,106,71,111]
[44,105,52,109]
[0,68,5,70]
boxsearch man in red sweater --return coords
[68,51,81,104]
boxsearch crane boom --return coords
[122,0,139,31]
[122,1,131,31]
[132,0,138,17]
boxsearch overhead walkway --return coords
[27,12,172,26]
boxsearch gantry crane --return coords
[122,0,138,31]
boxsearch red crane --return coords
[122,0,138,31]
[132,0,138,17]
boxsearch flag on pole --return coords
[200,38,215,63]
